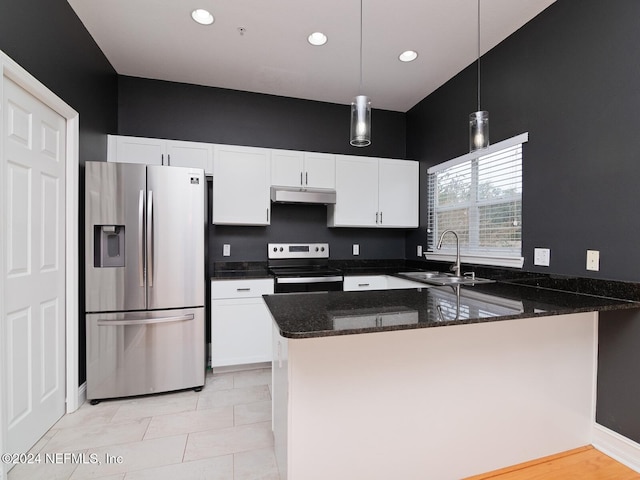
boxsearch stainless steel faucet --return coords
[436,230,461,276]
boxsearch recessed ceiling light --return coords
[399,50,418,62]
[308,32,328,46]
[191,9,214,25]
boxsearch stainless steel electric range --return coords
[268,243,343,293]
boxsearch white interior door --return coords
[2,75,66,454]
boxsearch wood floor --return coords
[464,446,640,480]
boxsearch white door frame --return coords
[0,49,80,463]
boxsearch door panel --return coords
[147,166,204,310]
[86,308,205,400]
[85,162,147,312]
[3,76,66,454]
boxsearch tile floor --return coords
[8,367,280,480]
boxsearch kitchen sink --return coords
[396,271,495,286]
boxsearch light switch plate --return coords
[533,248,550,266]
[223,244,231,257]
[352,244,359,256]
[586,250,600,271]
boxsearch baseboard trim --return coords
[593,423,640,473]
[74,382,87,411]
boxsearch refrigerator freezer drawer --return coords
[86,307,205,401]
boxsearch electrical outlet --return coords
[352,244,359,256]
[417,245,423,257]
[223,244,231,257]
[586,250,600,271]
[533,248,550,267]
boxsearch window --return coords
[426,133,527,268]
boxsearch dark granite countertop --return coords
[264,281,640,339]
[211,262,271,280]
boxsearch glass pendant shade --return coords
[350,95,371,147]
[469,110,489,151]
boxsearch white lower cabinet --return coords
[211,278,274,367]
[343,275,426,291]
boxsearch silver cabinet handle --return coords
[376,212,379,224]
[167,154,171,166]
[161,154,164,166]
[237,288,251,292]
[138,189,145,286]
[380,211,383,224]
[97,313,194,326]
[267,208,269,222]
[300,172,303,185]
[305,172,308,185]
[147,190,154,287]
[358,283,370,287]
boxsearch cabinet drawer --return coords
[211,278,274,299]
[343,276,388,291]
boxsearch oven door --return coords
[274,275,344,293]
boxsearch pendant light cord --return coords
[359,0,363,94]
[477,0,481,111]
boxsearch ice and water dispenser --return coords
[94,225,125,267]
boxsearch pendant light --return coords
[350,0,371,147]
[469,0,489,151]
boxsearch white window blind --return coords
[426,133,527,268]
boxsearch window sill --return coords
[424,252,524,269]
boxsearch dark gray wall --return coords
[118,76,411,263]
[0,0,118,164]
[405,0,640,443]
[406,0,640,283]
[0,0,118,385]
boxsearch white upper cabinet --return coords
[108,135,164,165]
[107,135,213,173]
[303,152,335,189]
[271,150,335,189]
[328,156,379,227]
[378,158,419,228]
[328,156,418,228]
[165,140,213,172]
[212,144,271,225]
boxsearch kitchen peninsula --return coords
[264,282,639,480]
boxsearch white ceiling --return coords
[67,0,555,113]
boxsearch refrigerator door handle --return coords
[138,189,145,287]
[96,313,195,326]
[147,190,154,287]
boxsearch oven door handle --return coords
[276,275,343,284]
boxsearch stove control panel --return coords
[268,243,329,259]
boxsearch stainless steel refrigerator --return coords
[85,161,205,403]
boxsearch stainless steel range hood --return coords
[270,186,336,205]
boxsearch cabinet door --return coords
[107,135,165,165]
[211,298,273,367]
[212,145,271,225]
[166,140,213,174]
[328,155,378,227]
[271,149,304,187]
[378,159,419,228]
[304,152,335,189]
